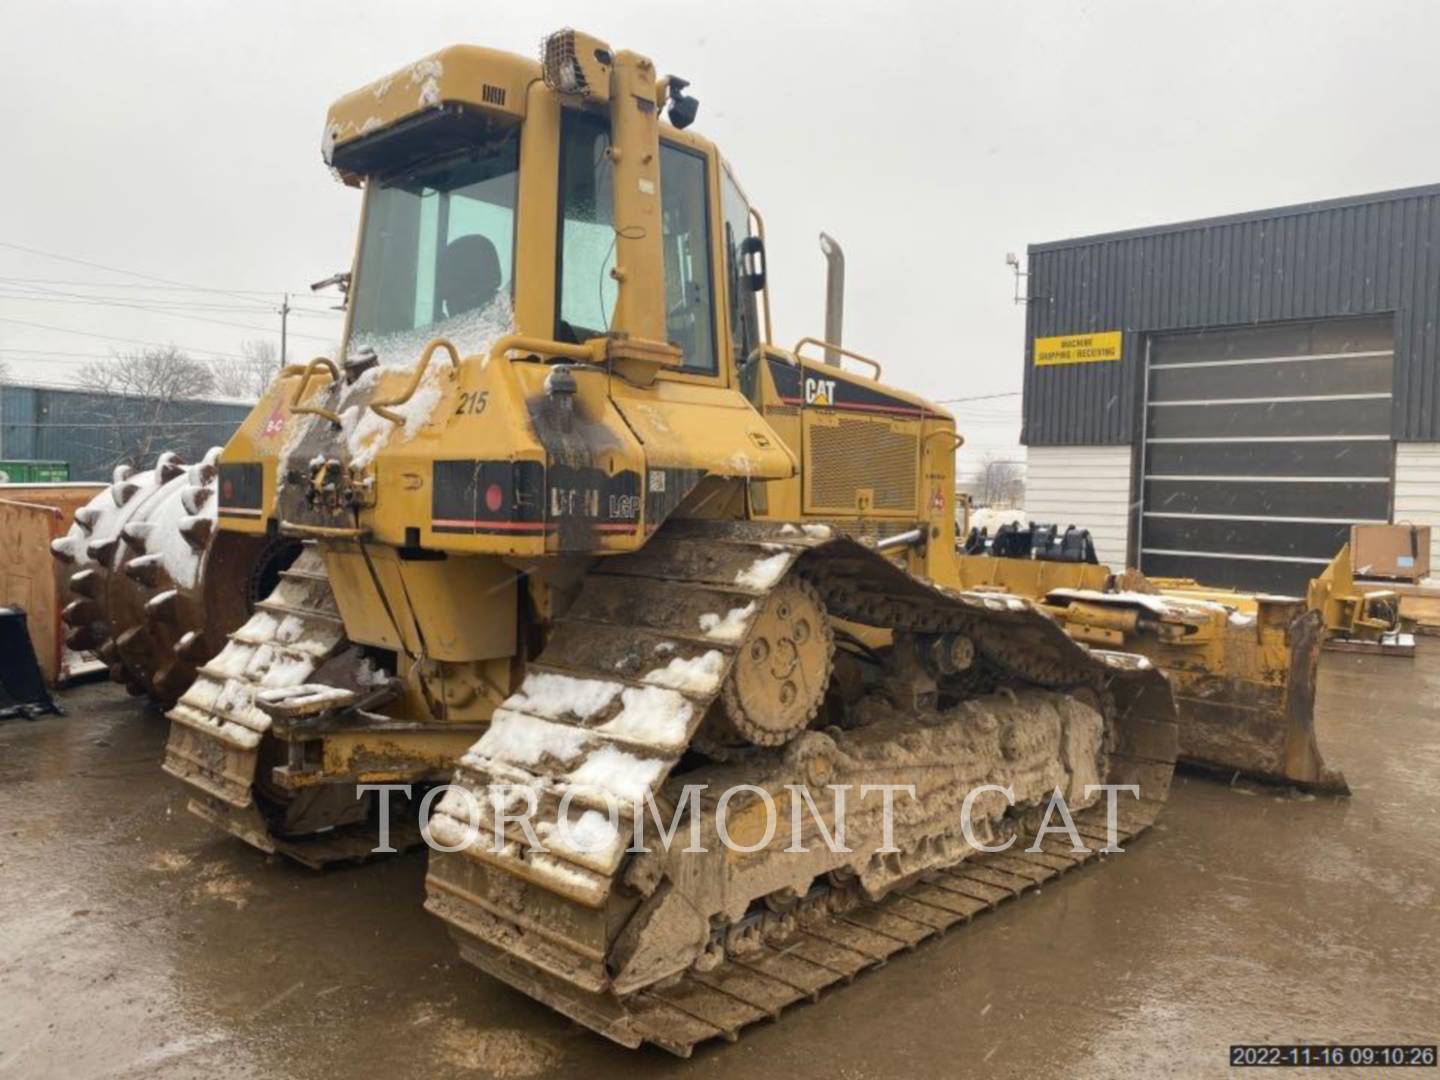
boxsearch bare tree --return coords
[0,357,9,384]
[978,452,1025,508]
[76,345,216,400]
[209,338,279,400]
[72,345,218,471]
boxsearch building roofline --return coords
[0,383,256,409]
[1027,180,1440,254]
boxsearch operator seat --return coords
[437,233,502,319]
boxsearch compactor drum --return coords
[49,449,298,704]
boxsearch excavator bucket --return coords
[0,607,61,720]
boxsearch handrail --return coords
[279,522,371,539]
[749,206,774,346]
[486,334,604,365]
[792,336,883,381]
[368,338,461,425]
[289,357,342,426]
[923,429,966,452]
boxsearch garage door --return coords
[1140,316,1394,595]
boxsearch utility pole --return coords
[278,292,291,367]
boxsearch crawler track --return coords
[442,796,1165,1056]
[426,520,1177,1054]
[161,545,370,865]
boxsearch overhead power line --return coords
[0,278,341,317]
[1,347,144,359]
[1,352,225,368]
[0,239,299,305]
[934,391,1022,404]
[0,275,328,299]
[0,279,334,341]
[0,315,256,360]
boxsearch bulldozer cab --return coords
[218,30,956,579]
[252,35,794,557]
[339,78,750,391]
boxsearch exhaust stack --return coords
[820,232,844,367]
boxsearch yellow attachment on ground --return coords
[1306,543,1402,641]
[954,552,1110,597]
[955,552,1341,790]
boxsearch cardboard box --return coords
[1351,523,1432,582]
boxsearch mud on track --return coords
[1,645,1437,1078]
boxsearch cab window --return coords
[659,142,717,373]
[350,133,519,346]
[721,166,761,370]
[554,113,718,373]
[556,110,616,342]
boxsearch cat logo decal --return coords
[804,376,837,406]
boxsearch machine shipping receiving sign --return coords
[1033,330,1123,366]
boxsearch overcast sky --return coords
[3,0,1439,473]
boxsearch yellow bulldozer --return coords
[47,28,1349,1052]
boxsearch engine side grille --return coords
[806,418,918,513]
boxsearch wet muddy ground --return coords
[2,646,1437,1079]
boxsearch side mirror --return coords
[739,235,766,292]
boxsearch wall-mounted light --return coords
[1005,252,1027,305]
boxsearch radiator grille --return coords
[807,418,917,512]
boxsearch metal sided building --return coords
[1020,183,1440,594]
[0,385,252,482]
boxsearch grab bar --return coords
[289,357,342,426]
[368,338,460,425]
[792,337,883,381]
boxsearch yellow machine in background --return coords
[954,507,1419,794]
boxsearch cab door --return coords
[549,114,791,521]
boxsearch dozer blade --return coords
[1164,610,1343,793]
[424,520,1179,1055]
[1043,588,1345,794]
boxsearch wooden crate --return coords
[0,484,106,685]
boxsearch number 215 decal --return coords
[454,390,489,416]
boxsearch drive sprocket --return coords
[714,577,833,747]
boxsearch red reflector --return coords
[484,483,504,512]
